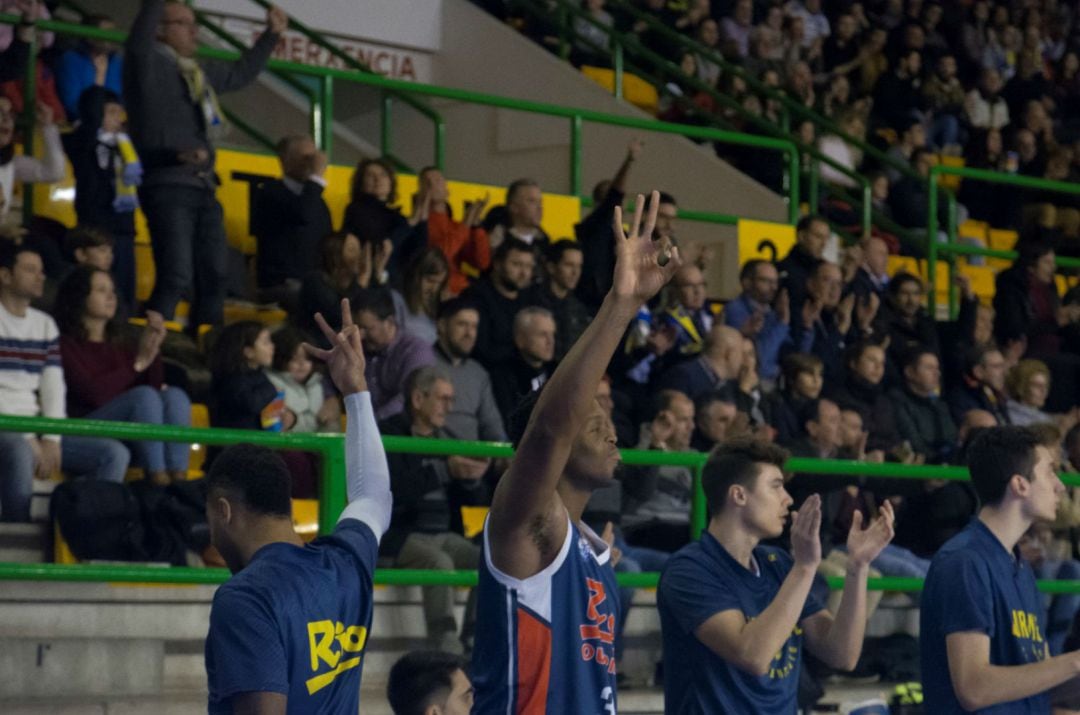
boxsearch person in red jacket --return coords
[54,265,191,485]
[415,167,491,295]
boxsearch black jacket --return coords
[827,374,902,452]
[993,264,1059,348]
[460,276,534,369]
[888,384,958,464]
[253,179,332,288]
[489,354,551,432]
[574,187,624,312]
[526,283,593,362]
[777,244,821,314]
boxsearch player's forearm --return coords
[956,653,1080,711]
[338,392,392,535]
[816,562,869,671]
[735,564,817,675]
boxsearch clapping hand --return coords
[303,299,368,396]
[134,311,166,373]
[845,500,895,569]
[611,190,682,305]
[791,494,823,569]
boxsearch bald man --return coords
[659,324,746,401]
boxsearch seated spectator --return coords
[570,0,614,67]
[296,232,370,344]
[826,340,902,454]
[622,389,695,553]
[379,366,484,655]
[1002,49,1053,118]
[1006,359,1080,433]
[386,651,473,715]
[725,259,812,383]
[858,27,889,95]
[838,407,884,463]
[752,5,785,64]
[946,344,1011,425]
[786,0,830,51]
[883,115,927,184]
[433,298,505,442]
[817,110,866,189]
[922,53,966,152]
[694,19,722,88]
[209,321,285,432]
[490,307,555,427]
[965,66,1010,131]
[889,348,957,464]
[797,261,875,382]
[0,241,128,522]
[460,237,535,368]
[872,48,925,131]
[55,266,191,485]
[961,127,1012,227]
[659,263,722,360]
[889,148,967,248]
[267,326,339,434]
[880,271,939,379]
[399,247,449,345]
[771,352,824,445]
[787,397,844,458]
[415,166,490,296]
[720,0,753,58]
[658,324,743,402]
[777,215,828,312]
[354,287,436,420]
[340,158,412,280]
[574,139,642,311]
[0,99,63,235]
[482,178,550,251]
[735,337,773,434]
[850,235,891,303]
[691,390,741,452]
[252,135,331,309]
[55,13,124,123]
[822,12,862,76]
[527,240,591,361]
[64,88,139,307]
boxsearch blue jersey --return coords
[921,518,1049,714]
[205,519,378,714]
[658,534,826,715]
[472,512,620,714]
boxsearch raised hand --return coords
[303,298,368,396]
[627,137,644,161]
[134,311,166,372]
[266,5,288,35]
[791,494,823,569]
[845,500,895,568]
[611,190,682,306]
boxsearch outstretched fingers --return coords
[302,341,331,362]
[313,311,339,346]
[638,190,660,246]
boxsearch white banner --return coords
[194,0,442,52]
[218,17,432,83]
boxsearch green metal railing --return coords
[927,165,1080,315]
[3,413,1080,594]
[1,12,798,227]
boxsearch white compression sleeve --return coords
[338,392,393,540]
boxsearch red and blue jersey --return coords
[471,512,620,714]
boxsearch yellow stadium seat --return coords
[887,256,920,277]
[191,404,209,428]
[987,229,1019,252]
[580,65,659,113]
[224,303,289,328]
[937,155,965,191]
[461,506,489,540]
[958,220,989,244]
[293,499,319,542]
[54,523,78,565]
[135,243,155,303]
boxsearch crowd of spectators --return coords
[7,0,1080,661]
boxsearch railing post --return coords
[692,459,706,540]
[318,439,347,536]
[787,148,800,224]
[948,195,959,319]
[380,93,392,160]
[613,40,623,100]
[570,114,583,198]
[557,1,570,60]
[20,29,37,223]
[807,158,819,214]
[861,180,872,238]
[927,167,940,316]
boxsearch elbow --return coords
[953,677,986,711]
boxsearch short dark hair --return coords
[209,320,266,377]
[694,388,736,415]
[963,344,1002,375]
[436,296,479,322]
[899,345,937,373]
[739,258,771,283]
[797,398,833,431]
[888,271,923,299]
[387,650,469,715]
[64,226,113,261]
[781,352,823,387]
[658,191,677,207]
[354,287,397,322]
[1016,240,1054,270]
[506,178,540,207]
[968,426,1041,506]
[702,438,790,517]
[648,389,690,422]
[0,238,37,272]
[207,444,293,517]
[796,214,826,234]
[845,338,884,368]
[493,236,534,264]
[544,239,582,264]
[270,326,305,372]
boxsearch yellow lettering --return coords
[307,621,339,671]
[337,625,368,653]
[305,621,367,693]
[305,656,362,695]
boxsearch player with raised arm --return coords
[203,299,392,714]
[471,192,681,714]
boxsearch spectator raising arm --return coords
[488,191,681,580]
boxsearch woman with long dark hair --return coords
[296,232,377,343]
[55,266,191,485]
[340,157,415,281]
[400,247,448,343]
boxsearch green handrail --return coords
[0,12,796,228]
[927,164,1080,314]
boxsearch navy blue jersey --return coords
[658,533,826,715]
[471,513,620,714]
[205,519,378,714]
[921,518,1049,714]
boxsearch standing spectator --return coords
[965,67,1010,131]
[399,247,448,345]
[695,19,722,88]
[527,240,591,361]
[658,324,744,401]
[857,27,890,96]
[0,241,128,522]
[786,0,830,51]
[340,158,413,281]
[753,6,786,64]
[822,13,862,76]
[571,0,613,67]
[55,14,124,123]
[799,261,876,383]
[574,139,643,311]
[252,135,331,309]
[433,297,505,442]
[777,215,828,314]
[724,259,811,383]
[946,345,1011,425]
[922,53,966,152]
[296,232,372,344]
[490,307,555,427]
[354,287,436,420]
[482,178,550,251]
[720,0,753,59]
[850,235,890,304]
[818,110,866,189]
[415,166,490,296]
[889,348,957,464]
[267,326,339,434]
[379,366,484,655]
[0,5,33,85]
[881,272,940,379]
[659,263,722,360]
[827,340,902,454]
[55,266,191,485]
[0,99,63,233]
[460,237,535,368]
[872,48,925,131]
[124,0,286,328]
[64,88,139,308]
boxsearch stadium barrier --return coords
[3,414,1080,594]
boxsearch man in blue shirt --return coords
[658,439,895,714]
[204,299,393,713]
[921,426,1080,712]
[723,259,812,382]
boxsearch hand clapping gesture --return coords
[845,500,895,569]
